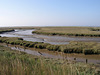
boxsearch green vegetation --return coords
[89,28,100,31]
[32,27,100,37]
[0,28,14,33]
[62,41,100,55]
[0,45,100,75]
[0,37,100,55]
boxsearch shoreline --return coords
[1,43,100,65]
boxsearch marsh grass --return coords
[32,27,100,37]
[0,45,99,75]
[0,37,100,54]
[0,28,14,33]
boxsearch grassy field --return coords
[32,27,100,37]
[0,37,100,54]
[0,45,100,75]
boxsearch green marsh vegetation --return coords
[32,27,100,37]
[0,28,14,33]
[0,45,100,75]
[0,37,100,55]
[89,28,100,31]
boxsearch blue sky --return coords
[0,0,100,27]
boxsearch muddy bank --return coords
[2,43,100,65]
[1,29,100,45]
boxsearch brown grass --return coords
[32,27,100,37]
[0,45,99,75]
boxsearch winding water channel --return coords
[0,29,100,64]
[1,29,100,45]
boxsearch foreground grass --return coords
[0,37,100,55]
[32,27,100,37]
[0,45,100,75]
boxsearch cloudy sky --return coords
[0,0,100,27]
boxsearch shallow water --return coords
[0,29,100,45]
